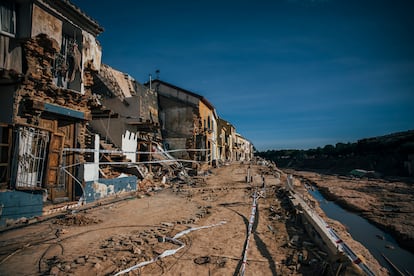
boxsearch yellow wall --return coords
[198,101,214,161]
[199,101,213,132]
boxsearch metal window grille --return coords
[52,34,78,88]
[14,126,49,189]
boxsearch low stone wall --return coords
[84,176,137,203]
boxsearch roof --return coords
[148,79,215,111]
[92,64,139,102]
[218,117,235,129]
[42,0,104,36]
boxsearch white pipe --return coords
[113,221,226,275]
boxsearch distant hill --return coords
[257,130,414,177]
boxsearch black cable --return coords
[0,224,160,265]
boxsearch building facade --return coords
[234,133,254,162]
[150,79,217,165]
[217,118,235,162]
[0,0,103,208]
[90,64,161,162]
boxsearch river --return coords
[308,188,414,275]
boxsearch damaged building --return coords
[149,79,219,166]
[0,0,254,226]
[217,118,235,163]
[0,0,105,224]
[234,133,254,162]
[149,79,254,167]
[89,64,181,181]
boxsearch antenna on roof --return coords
[155,69,160,80]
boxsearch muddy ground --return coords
[288,170,414,253]
[0,163,385,275]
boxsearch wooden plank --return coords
[44,103,86,120]
[39,118,57,132]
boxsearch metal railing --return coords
[287,175,375,276]
[14,126,49,189]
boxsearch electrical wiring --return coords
[0,224,161,267]
[113,221,226,276]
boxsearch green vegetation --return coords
[257,130,414,177]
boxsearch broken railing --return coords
[60,147,211,205]
[286,175,375,276]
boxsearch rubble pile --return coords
[53,213,102,226]
[42,224,179,275]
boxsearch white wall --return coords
[84,134,99,181]
[122,130,137,163]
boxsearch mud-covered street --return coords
[0,163,384,275]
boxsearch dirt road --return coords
[0,163,382,275]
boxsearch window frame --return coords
[0,0,16,37]
[52,33,82,92]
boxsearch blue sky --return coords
[72,0,414,150]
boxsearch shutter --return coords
[46,133,64,188]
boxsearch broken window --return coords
[52,33,82,91]
[0,0,15,36]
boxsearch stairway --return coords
[99,140,130,163]
[97,140,129,178]
[85,126,145,179]
[95,64,125,101]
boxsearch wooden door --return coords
[57,122,76,201]
[46,133,64,201]
[38,118,63,201]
